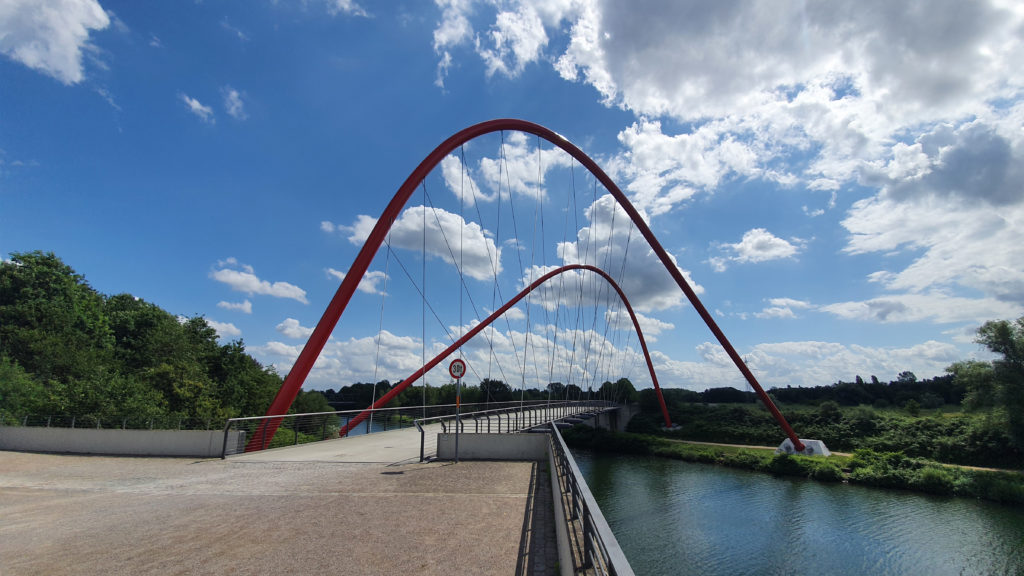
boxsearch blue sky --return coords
[2,0,1023,393]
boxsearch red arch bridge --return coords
[240,118,808,455]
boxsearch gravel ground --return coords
[0,450,543,575]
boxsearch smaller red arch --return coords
[332,264,674,438]
[247,265,672,450]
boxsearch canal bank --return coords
[563,426,1024,505]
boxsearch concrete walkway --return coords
[0,428,557,575]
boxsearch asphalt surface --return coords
[0,436,550,575]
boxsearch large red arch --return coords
[328,264,673,439]
[259,119,804,451]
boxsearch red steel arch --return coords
[330,264,673,439]
[257,119,804,451]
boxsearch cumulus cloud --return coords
[475,131,573,202]
[653,338,962,390]
[0,0,110,84]
[217,299,253,314]
[543,194,702,312]
[605,308,674,342]
[207,319,241,339]
[211,259,308,303]
[820,292,1021,325]
[326,268,388,295]
[222,86,247,120]
[276,317,314,339]
[179,93,215,123]
[328,206,502,282]
[709,228,802,272]
[839,114,1024,316]
[477,4,548,78]
[434,1,1024,215]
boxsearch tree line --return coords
[0,251,638,426]
[316,376,639,409]
[0,251,284,427]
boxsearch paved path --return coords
[0,428,558,576]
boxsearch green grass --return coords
[562,426,1024,505]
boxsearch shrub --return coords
[911,466,955,495]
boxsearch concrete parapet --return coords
[437,432,548,460]
[0,426,242,458]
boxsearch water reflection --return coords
[573,450,1024,576]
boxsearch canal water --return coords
[573,450,1024,576]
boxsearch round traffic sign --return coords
[448,358,466,379]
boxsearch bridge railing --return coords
[549,422,635,576]
[1,413,225,431]
[413,400,615,462]
[219,400,595,458]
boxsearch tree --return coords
[479,378,512,402]
[897,371,918,384]
[973,317,1024,444]
[546,382,566,398]
[0,251,113,383]
[598,378,637,403]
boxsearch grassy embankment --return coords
[562,425,1024,506]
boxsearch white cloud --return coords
[179,93,215,123]
[653,338,962,390]
[217,299,253,314]
[710,228,802,272]
[820,292,1021,325]
[222,86,247,120]
[544,194,703,312]
[605,308,674,342]
[207,319,241,339]
[440,154,495,207]
[477,5,548,78]
[276,318,314,339]
[211,260,308,303]
[0,0,110,84]
[614,119,762,216]
[325,268,388,295]
[330,206,502,282]
[475,131,572,202]
[327,0,368,17]
[839,116,1024,315]
[436,1,1024,215]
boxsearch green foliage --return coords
[0,251,281,426]
[634,400,1021,469]
[597,378,638,403]
[565,430,1024,505]
[904,398,921,416]
[972,317,1024,446]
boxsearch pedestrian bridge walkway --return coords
[1,407,633,575]
[0,443,556,575]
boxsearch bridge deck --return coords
[0,429,557,575]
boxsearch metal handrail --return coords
[412,400,615,462]
[220,400,610,459]
[549,423,634,576]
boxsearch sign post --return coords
[449,358,466,463]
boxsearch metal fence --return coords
[413,400,615,461]
[219,400,601,458]
[549,422,635,576]
[0,413,225,431]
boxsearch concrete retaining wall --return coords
[0,427,241,458]
[437,432,549,460]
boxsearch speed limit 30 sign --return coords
[448,358,466,379]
